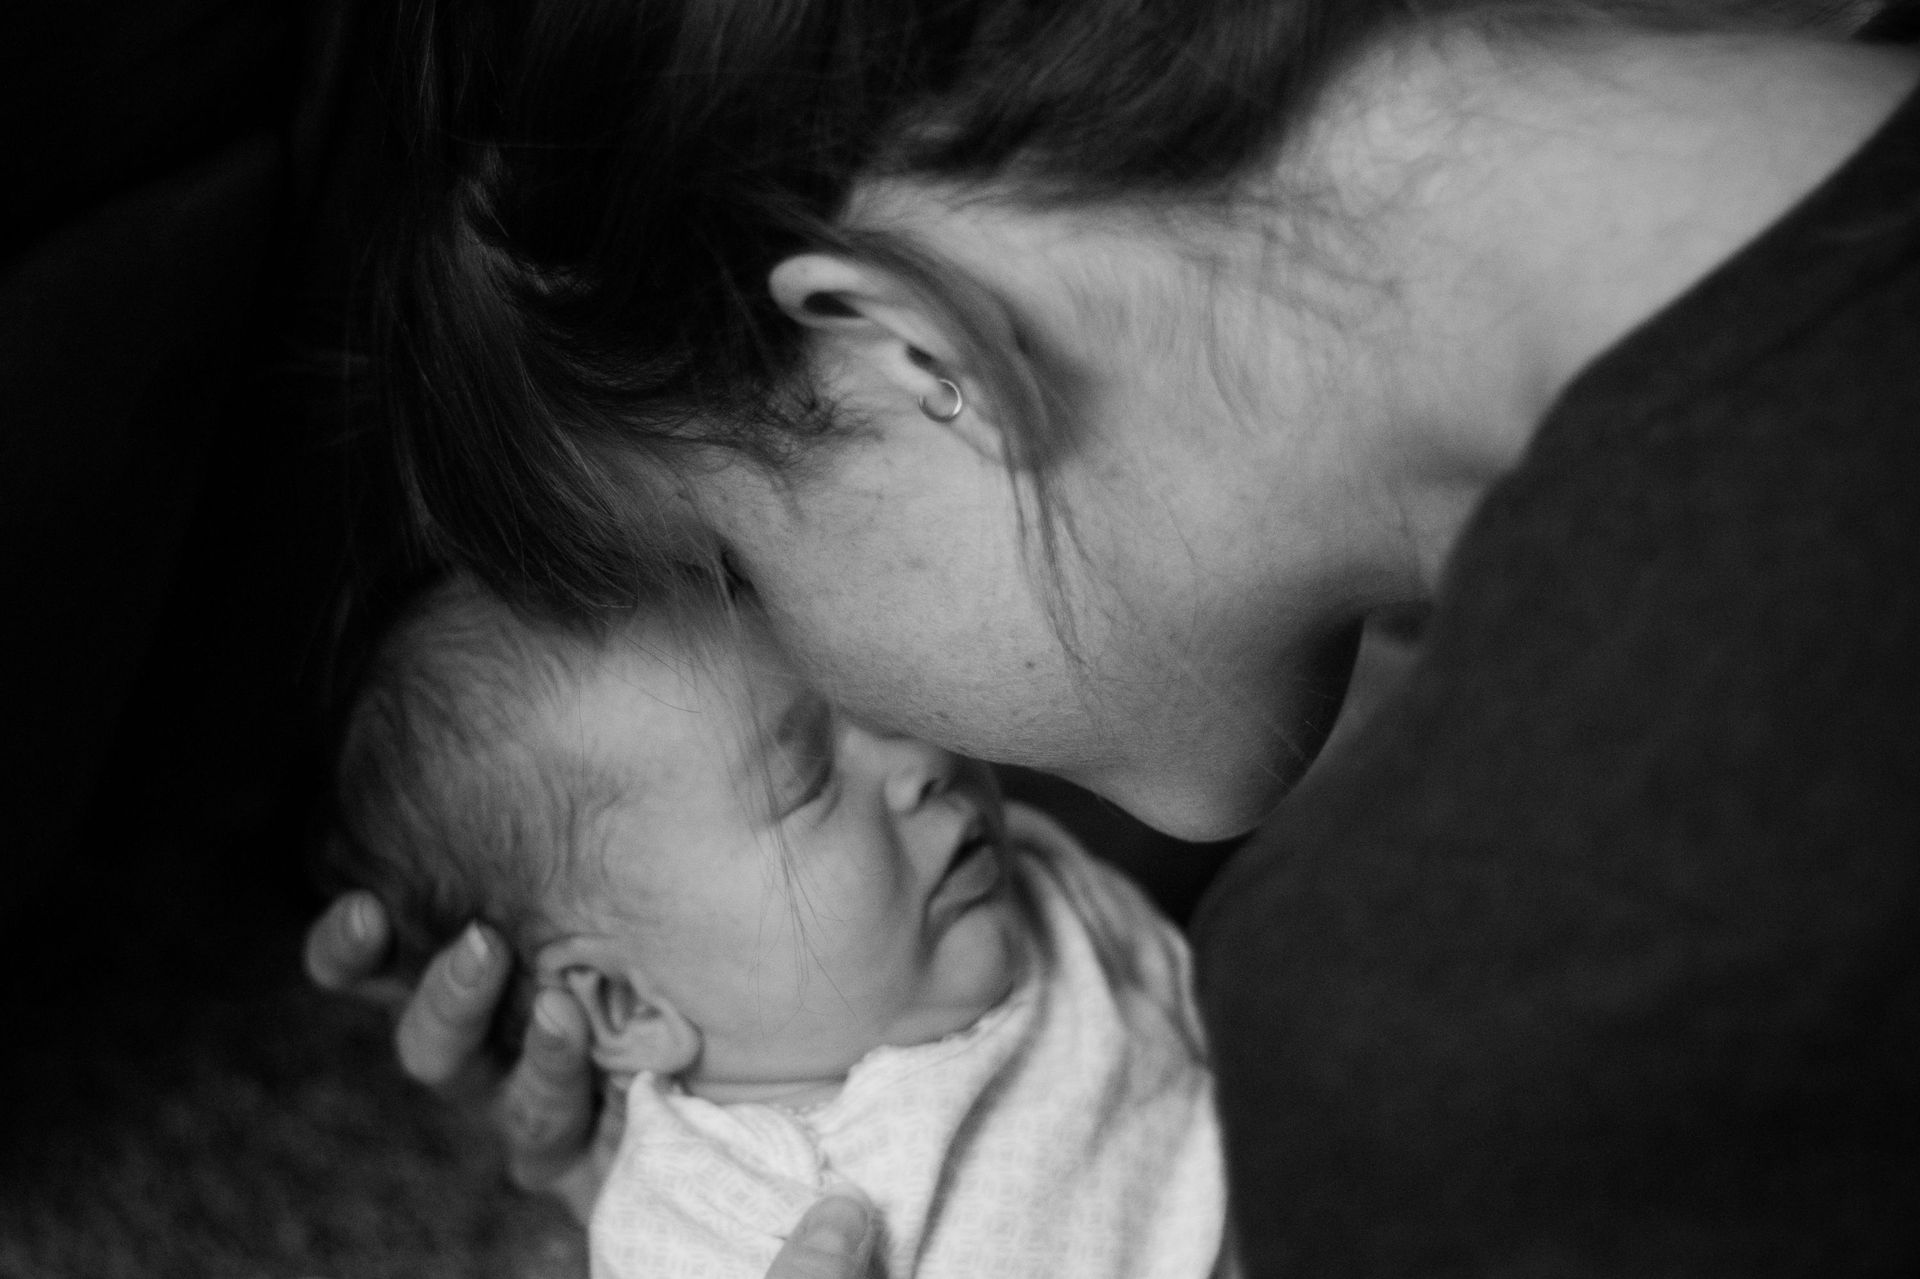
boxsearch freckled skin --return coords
[693,290,1370,840]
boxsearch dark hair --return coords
[373,0,1871,615]
[330,573,626,1063]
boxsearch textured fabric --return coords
[1197,82,1920,1277]
[592,804,1224,1279]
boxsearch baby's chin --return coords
[922,886,1031,1035]
[700,895,1032,1103]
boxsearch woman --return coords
[309,0,1919,1273]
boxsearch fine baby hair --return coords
[330,566,1028,1096]
[329,572,675,1064]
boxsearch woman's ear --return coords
[536,938,700,1079]
[768,253,1008,464]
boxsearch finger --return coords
[500,988,597,1194]
[767,1193,877,1279]
[541,1078,628,1226]
[394,922,509,1087]
[303,891,392,992]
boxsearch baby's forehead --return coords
[552,626,794,788]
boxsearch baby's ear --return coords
[535,937,700,1078]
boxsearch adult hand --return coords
[292,1194,876,1279]
[306,891,881,1267]
[766,1192,879,1279]
[303,890,608,1223]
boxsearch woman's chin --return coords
[1079,759,1292,843]
[1081,641,1357,840]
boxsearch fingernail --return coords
[533,989,570,1038]
[450,923,492,986]
[798,1196,870,1256]
[347,895,379,942]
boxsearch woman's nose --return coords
[859,728,958,813]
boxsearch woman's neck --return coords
[1299,27,1919,589]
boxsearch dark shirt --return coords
[1197,84,1920,1277]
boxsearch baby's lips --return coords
[932,829,1004,914]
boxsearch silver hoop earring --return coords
[918,378,965,423]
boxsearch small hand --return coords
[304,891,609,1222]
[767,1192,879,1279]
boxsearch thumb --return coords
[767,1191,877,1279]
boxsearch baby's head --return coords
[334,576,1024,1103]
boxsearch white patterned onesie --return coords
[591,803,1225,1279]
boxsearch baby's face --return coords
[568,622,1025,1095]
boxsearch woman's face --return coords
[690,201,1397,840]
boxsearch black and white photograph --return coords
[4,1,1915,1275]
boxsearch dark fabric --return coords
[1197,84,1920,1277]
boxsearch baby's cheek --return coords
[815,910,920,999]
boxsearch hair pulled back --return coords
[374,0,1869,615]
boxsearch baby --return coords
[332,575,1224,1278]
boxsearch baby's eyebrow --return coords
[732,691,832,813]
[770,691,832,760]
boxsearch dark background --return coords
[0,4,588,1273]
